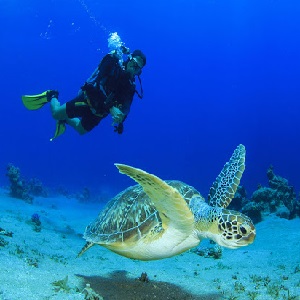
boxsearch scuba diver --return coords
[22,48,146,141]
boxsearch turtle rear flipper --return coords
[77,241,95,257]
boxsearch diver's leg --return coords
[50,97,87,135]
[65,118,87,135]
[50,98,68,120]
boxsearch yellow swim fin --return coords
[50,120,66,142]
[22,90,58,110]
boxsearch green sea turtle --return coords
[78,144,256,261]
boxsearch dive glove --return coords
[114,123,124,134]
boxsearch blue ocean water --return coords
[1,0,300,198]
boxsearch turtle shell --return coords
[83,180,202,245]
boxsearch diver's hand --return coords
[110,106,125,125]
[114,123,124,134]
[121,46,130,54]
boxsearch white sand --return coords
[0,188,299,300]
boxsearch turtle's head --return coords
[213,209,256,249]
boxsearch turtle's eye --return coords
[240,225,247,235]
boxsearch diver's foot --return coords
[47,90,59,102]
[50,120,66,142]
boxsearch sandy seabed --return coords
[0,188,299,300]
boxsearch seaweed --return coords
[266,282,284,298]
[234,281,245,292]
[51,275,71,293]
[249,274,271,287]
[25,257,39,268]
[284,290,298,300]
[225,294,238,300]
[0,227,13,237]
[293,265,300,274]
[0,237,9,247]
[247,291,259,300]
[81,283,103,300]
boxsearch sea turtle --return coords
[78,144,256,261]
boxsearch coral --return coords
[293,196,300,217]
[138,272,149,283]
[6,163,33,203]
[31,213,41,226]
[267,165,296,213]
[251,187,276,209]
[241,202,262,223]
[229,186,247,211]
[76,187,91,203]
[31,213,42,232]
[56,186,71,198]
[245,165,298,220]
[27,178,48,197]
[195,243,223,259]
[6,164,48,203]
[276,205,290,219]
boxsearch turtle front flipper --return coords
[115,164,196,250]
[208,144,246,208]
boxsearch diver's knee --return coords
[76,124,88,135]
[51,109,60,120]
[50,101,66,119]
[66,118,87,135]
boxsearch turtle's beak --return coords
[236,229,256,247]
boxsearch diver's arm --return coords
[119,88,135,116]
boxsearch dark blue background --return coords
[1,0,299,198]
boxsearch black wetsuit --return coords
[66,54,136,132]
